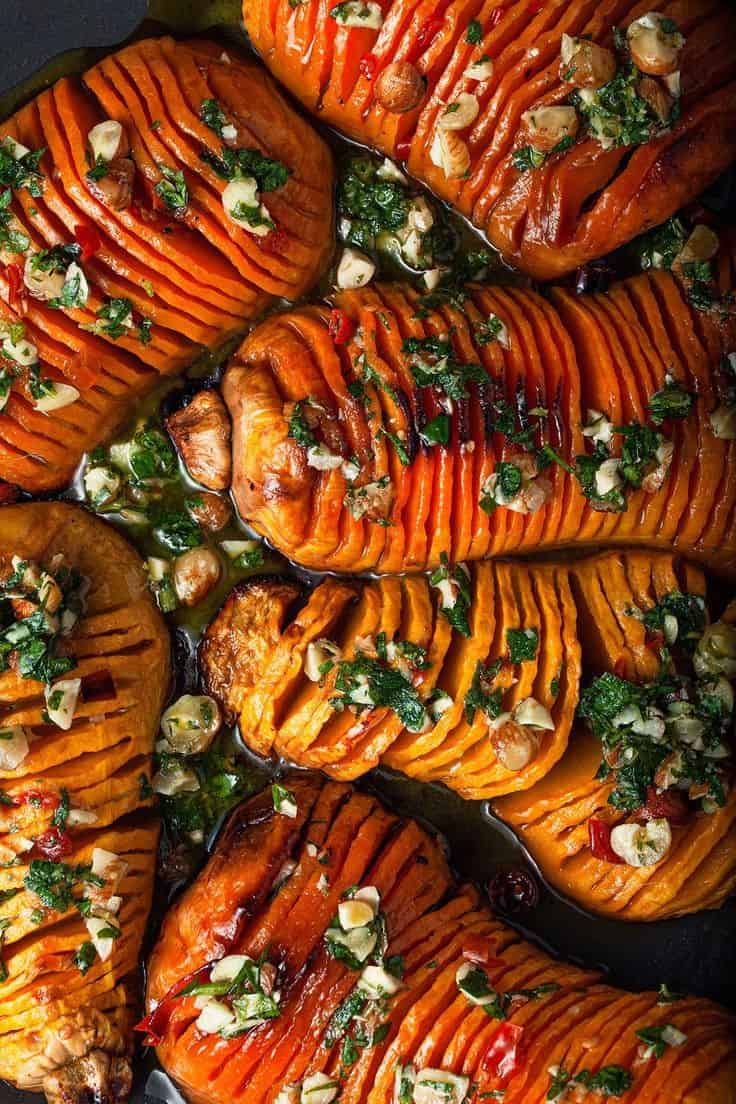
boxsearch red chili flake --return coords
[414,17,444,54]
[462,933,504,967]
[482,1022,525,1081]
[528,0,545,13]
[6,263,24,314]
[489,6,504,29]
[134,963,212,1046]
[396,139,412,161]
[34,827,73,862]
[328,308,355,345]
[74,223,102,262]
[359,53,378,81]
[634,786,690,825]
[487,868,539,912]
[588,816,625,863]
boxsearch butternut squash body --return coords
[494,729,736,922]
[0,503,169,1098]
[224,276,736,576]
[146,776,736,1104]
[492,550,736,921]
[242,0,736,280]
[201,550,700,810]
[0,37,334,493]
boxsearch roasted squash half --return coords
[224,273,736,576]
[145,776,736,1104]
[201,549,735,920]
[242,0,736,280]
[0,502,169,1102]
[0,36,334,492]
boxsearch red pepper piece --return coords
[588,816,625,863]
[528,0,545,13]
[16,789,60,810]
[328,307,355,345]
[6,263,24,314]
[359,53,378,81]
[396,139,412,160]
[462,933,501,966]
[482,1022,525,1081]
[34,827,73,861]
[645,629,665,652]
[134,964,212,1045]
[489,6,504,28]
[74,223,102,262]
[634,786,690,825]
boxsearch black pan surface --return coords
[0,4,734,1103]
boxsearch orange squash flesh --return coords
[224,276,736,577]
[0,37,334,493]
[242,0,736,280]
[0,502,170,1097]
[146,776,736,1104]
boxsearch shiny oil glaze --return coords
[0,3,735,1102]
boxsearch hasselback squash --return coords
[0,502,169,1102]
[144,776,736,1104]
[223,272,736,576]
[0,36,334,492]
[242,0,736,279]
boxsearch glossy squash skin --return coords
[146,776,736,1104]
[224,275,736,577]
[242,0,736,279]
[201,550,700,807]
[0,503,170,1099]
[0,37,334,493]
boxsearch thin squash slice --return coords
[224,276,736,576]
[144,776,736,1104]
[0,502,169,1103]
[0,37,334,493]
[242,0,736,279]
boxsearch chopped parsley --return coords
[24,860,101,913]
[331,643,430,732]
[636,591,706,653]
[636,217,687,272]
[0,140,45,196]
[465,659,503,723]
[156,739,257,844]
[578,654,732,813]
[287,400,318,449]
[155,164,189,213]
[201,146,290,192]
[507,627,539,664]
[153,508,204,554]
[513,135,574,173]
[466,19,483,44]
[648,375,694,425]
[421,413,451,446]
[337,157,408,252]
[402,335,486,400]
[0,189,29,254]
[73,940,98,974]
[547,1064,633,1100]
[430,553,472,637]
[200,98,228,138]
